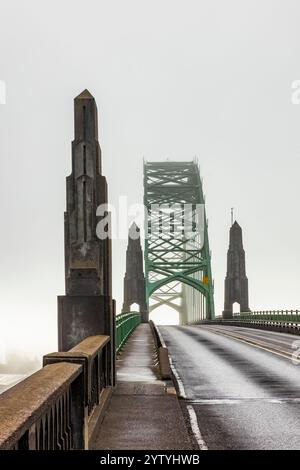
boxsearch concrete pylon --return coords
[223,221,250,319]
[122,223,148,322]
[58,90,115,384]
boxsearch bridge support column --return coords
[121,223,148,322]
[58,90,115,384]
[223,221,250,319]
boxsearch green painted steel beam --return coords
[144,161,215,323]
[116,312,141,352]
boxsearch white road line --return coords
[187,397,300,405]
[187,405,208,450]
[168,355,187,398]
[200,327,296,362]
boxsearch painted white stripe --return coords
[187,397,300,405]
[167,354,186,399]
[187,405,208,450]
[189,398,242,405]
[200,327,296,362]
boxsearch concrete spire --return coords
[122,223,148,322]
[222,220,250,319]
[58,91,115,387]
[75,89,94,99]
[64,89,106,296]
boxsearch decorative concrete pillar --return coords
[223,221,250,319]
[122,223,148,322]
[58,90,115,383]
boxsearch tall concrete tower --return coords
[58,90,115,380]
[223,221,250,318]
[122,223,148,322]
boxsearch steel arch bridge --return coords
[144,161,215,324]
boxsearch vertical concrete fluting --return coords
[121,223,148,322]
[223,221,250,319]
[58,89,115,383]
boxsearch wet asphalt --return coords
[159,325,300,449]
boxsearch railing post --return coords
[70,370,86,449]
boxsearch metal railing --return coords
[202,310,300,334]
[116,312,141,353]
[0,335,111,450]
[233,310,300,321]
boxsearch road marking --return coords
[168,355,187,398]
[187,405,208,450]
[216,328,295,351]
[188,398,243,405]
[186,397,300,405]
[200,327,298,363]
[218,328,296,348]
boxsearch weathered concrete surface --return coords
[58,90,115,363]
[116,323,158,383]
[91,324,192,450]
[0,363,82,449]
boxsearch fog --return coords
[1,0,300,365]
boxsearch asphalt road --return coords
[159,324,300,450]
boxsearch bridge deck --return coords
[91,323,192,450]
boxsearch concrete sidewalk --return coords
[91,323,192,450]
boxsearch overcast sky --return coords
[1,0,300,360]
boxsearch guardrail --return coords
[234,310,300,321]
[202,310,300,335]
[116,312,141,353]
[0,335,111,450]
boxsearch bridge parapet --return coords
[237,310,300,320]
[0,335,111,450]
[201,310,300,334]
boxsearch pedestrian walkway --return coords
[91,323,192,450]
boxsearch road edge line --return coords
[187,405,208,450]
[200,327,294,362]
[155,326,187,399]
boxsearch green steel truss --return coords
[144,161,215,324]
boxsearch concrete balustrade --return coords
[0,335,111,450]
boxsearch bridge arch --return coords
[143,161,215,324]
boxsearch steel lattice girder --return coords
[143,161,215,321]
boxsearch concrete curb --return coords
[149,322,187,399]
[158,347,172,380]
[149,321,172,380]
[149,320,174,382]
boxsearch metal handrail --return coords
[116,312,141,353]
[218,310,300,322]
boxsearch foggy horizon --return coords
[1,0,300,363]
